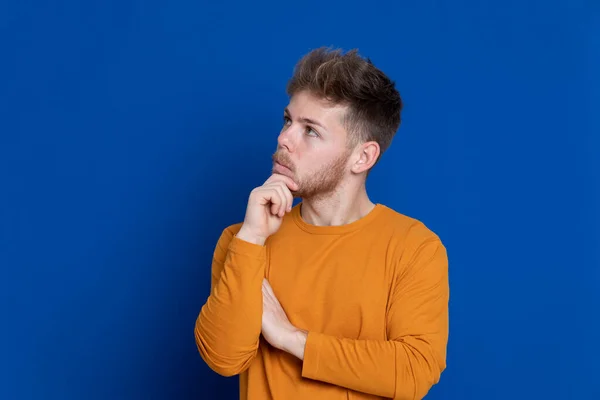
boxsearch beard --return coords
[272,149,350,200]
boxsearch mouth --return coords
[273,161,293,175]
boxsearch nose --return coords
[277,126,295,153]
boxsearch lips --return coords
[272,152,294,174]
[276,161,291,171]
[274,161,292,174]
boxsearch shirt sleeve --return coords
[301,238,449,400]
[194,225,267,376]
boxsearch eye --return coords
[305,126,319,137]
[282,116,292,127]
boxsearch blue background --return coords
[2,1,598,399]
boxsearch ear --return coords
[351,141,380,174]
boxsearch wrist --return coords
[236,226,266,246]
[282,328,308,360]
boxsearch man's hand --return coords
[237,174,299,246]
[261,279,307,360]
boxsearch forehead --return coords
[287,91,348,128]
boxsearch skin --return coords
[236,90,382,360]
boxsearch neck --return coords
[299,180,376,226]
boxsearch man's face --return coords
[272,90,353,199]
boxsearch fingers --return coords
[265,173,299,192]
[282,184,294,211]
[262,279,274,307]
[271,183,292,217]
[259,181,293,217]
[262,279,280,306]
[263,279,274,296]
[253,175,296,218]
[266,184,285,217]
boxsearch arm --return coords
[195,173,297,376]
[281,238,449,399]
[194,225,266,376]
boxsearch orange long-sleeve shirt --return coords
[195,203,449,400]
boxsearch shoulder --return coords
[376,204,442,244]
[375,204,446,264]
[374,206,448,289]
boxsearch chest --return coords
[264,236,397,339]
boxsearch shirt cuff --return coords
[229,234,267,259]
[301,331,322,380]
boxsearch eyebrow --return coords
[284,108,327,131]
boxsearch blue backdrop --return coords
[2,1,598,399]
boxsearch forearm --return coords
[195,235,266,376]
[298,332,445,400]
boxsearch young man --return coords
[194,47,449,400]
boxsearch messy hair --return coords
[286,47,403,166]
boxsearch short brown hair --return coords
[286,47,403,166]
